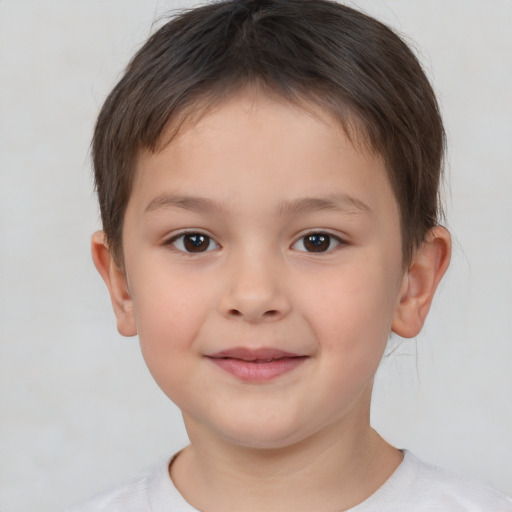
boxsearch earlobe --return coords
[91,231,137,337]
[391,226,451,338]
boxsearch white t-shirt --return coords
[68,450,512,511]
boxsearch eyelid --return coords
[291,230,347,253]
[165,230,221,253]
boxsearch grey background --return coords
[1,1,511,511]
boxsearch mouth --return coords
[206,347,308,381]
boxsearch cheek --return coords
[131,281,212,402]
[300,258,400,355]
[129,270,212,366]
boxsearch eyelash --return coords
[165,231,220,254]
[291,232,345,253]
[164,231,346,254]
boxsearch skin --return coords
[92,92,451,511]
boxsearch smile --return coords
[207,347,308,381]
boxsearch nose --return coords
[217,249,291,323]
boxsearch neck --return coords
[170,418,402,512]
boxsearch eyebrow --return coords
[144,193,371,216]
[145,194,225,214]
[278,194,371,216]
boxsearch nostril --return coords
[226,308,280,320]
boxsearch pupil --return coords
[184,234,209,252]
[305,234,330,252]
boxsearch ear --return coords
[91,231,137,337]
[392,226,451,338]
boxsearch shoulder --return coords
[392,451,512,511]
[66,456,188,512]
[66,471,150,512]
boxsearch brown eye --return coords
[170,233,219,253]
[293,233,341,253]
[183,234,210,252]
[304,234,330,252]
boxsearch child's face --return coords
[112,93,409,449]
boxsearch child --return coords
[71,0,512,510]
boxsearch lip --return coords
[206,347,308,381]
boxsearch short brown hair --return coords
[93,0,445,265]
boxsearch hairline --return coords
[114,82,406,270]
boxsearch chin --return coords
[212,418,311,452]
[225,435,299,452]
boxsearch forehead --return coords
[129,92,396,221]
[152,84,375,159]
